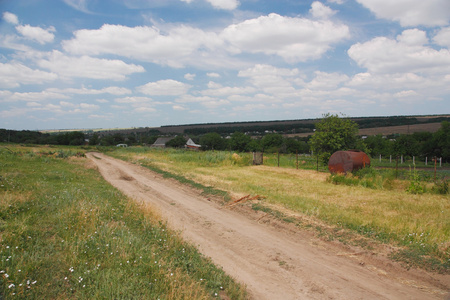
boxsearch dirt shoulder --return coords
[86,152,449,300]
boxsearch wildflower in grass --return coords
[8,283,15,288]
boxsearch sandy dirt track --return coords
[86,153,449,300]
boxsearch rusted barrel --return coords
[328,150,370,174]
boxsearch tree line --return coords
[1,116,449,163]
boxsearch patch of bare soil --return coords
[86,152,449,300]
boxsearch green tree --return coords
[261,133,283,152]
[309,113,360,164]
[393,135,419,158]
[166,136,187,148]
[200,132,226,150]
[89,133,100,146]
[431,121,450,161]
[229,132,251,152]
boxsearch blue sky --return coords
[1,0,449,130]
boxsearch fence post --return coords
[440,157,442,167]
[425,157,427,166]
[379,154,381,162]
[390,155,392,163]
[277,152,280,167]
[401,155,403,164]
[413,156,415,165]
[434,157,437,181]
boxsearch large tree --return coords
[309,113,360,164]
[229,131,251,152]
[200,132,226,150]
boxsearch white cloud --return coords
[238,64,301,97]
[307,71,349,90]
[348,29,450,74]
[63,24,222,68]
[16,25,56,44]
[310,2,336,19]
[434,27,450,48]
[200,82,256,96]
[5,91,68,102]
[221,13,349,62]
[356,0,450,27]
[79,103,99,110]
[137,79,191,96]
[37,51,145,80]
[3,12,19,25]
[63,0,91,13]
[172,105,186,111]
[207,72,221,78]
[184,73,196,80]
[115,96,153,103]
[206,0,239,10]
[0,63,57,88]
[47,86,132,95]
[180,0,239,10]
[135,106,157,113]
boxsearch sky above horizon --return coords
[1,0,449,130]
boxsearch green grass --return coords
[107,147,450,274]
[0,145,247,299]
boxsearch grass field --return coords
[0,145,247,299]
[108,147,449,273]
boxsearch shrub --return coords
[432,179,449,195]
[406,167,425,194]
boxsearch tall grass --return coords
[0,145,246,299]
[109,147,450,273]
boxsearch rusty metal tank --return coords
[328,150,370,174]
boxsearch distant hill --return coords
[38,114,449,137]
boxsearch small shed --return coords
[185,138,201,150]
[328,150,370,174]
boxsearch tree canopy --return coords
[309,113,360,163]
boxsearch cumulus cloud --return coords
[200,82,256,97]
[221,13,349,62]
[16,25,56,44]
[184,73,196,80]
[238,64,300,96]
[114,96,153,103]
[207,72,221,78]
[310,1,337,19]
[47,86,132,95]
[63,24,222,68]
[307,71,349,90]
[348,29,450,74]
[180,0,239,10]
[5,91,68,102]
[356,0,450,27]
[434,27,450,48]
[137,79,191,96]
[37,50,145,80]
[3,12,19,24]
[0,62,58,88]
[206,0,239,10]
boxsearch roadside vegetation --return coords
[0,145,247,299]
[108,147,449,274]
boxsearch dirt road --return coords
[86,153,449,300]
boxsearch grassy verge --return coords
[0,145,247,299]
[108,147,449,274]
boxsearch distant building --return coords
[151,137,175,148]
[116,144,128,147]
[185,138,201,150]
